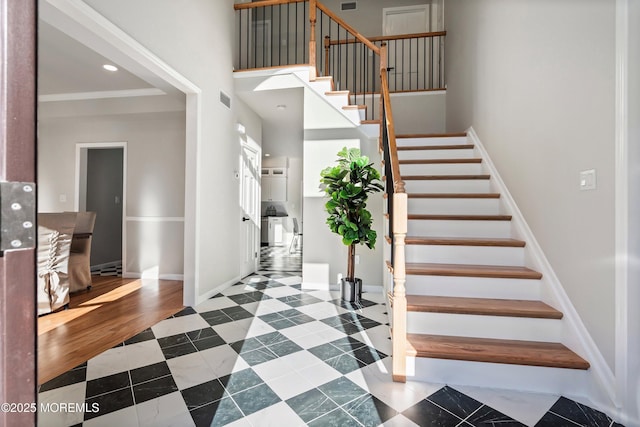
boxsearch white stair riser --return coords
[341,108,361,123]
[407,358,590,398]
[400,163,483,176]
[398,149,476,160]
[407,219,512,238]
[310,79,333,93]
[407,198,502,215]
[406,312,562,342]
[405,244,525,266]
[358,109,366,121]
[404,179,492,194]
[403,275,542,300]
[325,94,349,109]
[397,136,469,146]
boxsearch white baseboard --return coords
[121,272,184,281]
[467,126,617,413]
[194,276,241,306]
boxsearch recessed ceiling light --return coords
[264,153,271,157]
[103,64,118,72]
[276,104,287,110]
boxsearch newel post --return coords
[392,182,408,383]
[309,0,317,80]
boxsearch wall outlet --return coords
[59,194,67,203]
[355,255,360,264]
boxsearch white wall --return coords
[623,0,640,423]
[38,111,186,276]
[303,129,383,289]
[445,0,616,369]
[83,0,263,302]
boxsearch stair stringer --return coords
[466,126,617,413]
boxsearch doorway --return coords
[75,142,127,273]
[240,139,261,277]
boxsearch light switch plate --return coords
[580,169,596,191]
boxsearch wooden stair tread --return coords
[405,236,526,247]
[408,193,501,199]
[396,132,467,139]
[325,90,350,96]
[406,334,589,369]
[399,158,482,164]
[406,295,562,319]
[406,262,542,279]
[402,174,490,180]
[398,144,474,151]
[361,120,380,125]
[408,214,512,221]
[342,105,367,110]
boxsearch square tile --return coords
[195,296,237,313]
[219,368,264,395]
[285,388,339,423]
[151,314,210,339]
[241,401,305,427]
[84,387,135,421]
[466,405,527,426]
[548,396,613,427]
[86,346,129,381]
[402,399,464,427]
[123,339,167,371]
[324,353,365,374]
[189,397,244,427]
[167,352,219,390]
[161,341,198,360]
[266,370,315,400]
[40,364,87,392]
[38,382,86,427]
[317,376,368,406]
[427,386,483,419]
[199,345,250,377]
[83,406,138,427]
[86,371,131,399]
[343,394,398,426]
[181,379,227,411]
[124,328,156,345]
[230,383,281,416]
[130,361,171,385]
[307,407,360,427]
[267,340,303,357]
[136,391,195,427]
[240,347,279,366]
[132,374,178,404]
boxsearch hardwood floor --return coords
[37,276,183,385]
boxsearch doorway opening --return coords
[75,142,127,275]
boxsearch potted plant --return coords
[320,147,384,302]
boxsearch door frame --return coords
[75,142,127,273]
[0,0,37,424]
[239,136,261,277]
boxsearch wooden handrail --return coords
[327,31,447,46]
[380,68,404,194]
[316,1,380,55]
[234,0,306,10]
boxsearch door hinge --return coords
[0,182,36,253]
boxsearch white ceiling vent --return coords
[220,91,231,109]
[341,1,357,11]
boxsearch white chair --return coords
[289,218,302,254]
[37,212,76,315]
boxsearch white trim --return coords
[614,0,630,422]
[75,141,128,278]
[467,127,617,410]
[125,217,185,222]
[195,275,242,306]
[38,88,166,102]
[122,272,184,281]
[42,0,201,308]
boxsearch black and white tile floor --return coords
[259,246,302,273]
[90,262,123,277]
[38,270,624,426]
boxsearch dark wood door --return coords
[0,1,37,425]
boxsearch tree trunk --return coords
[347,244,356,281]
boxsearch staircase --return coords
[385,133,590,391]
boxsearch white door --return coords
[382,5,429,91]
[240,141,261,277]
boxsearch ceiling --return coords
[38,12,301,158]
[38,21,153,96]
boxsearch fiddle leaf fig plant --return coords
[320,147,384,282]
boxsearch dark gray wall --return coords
[87,148,123,266]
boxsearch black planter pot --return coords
[341,278,362,303]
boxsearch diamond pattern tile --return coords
[38,247,625,426]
